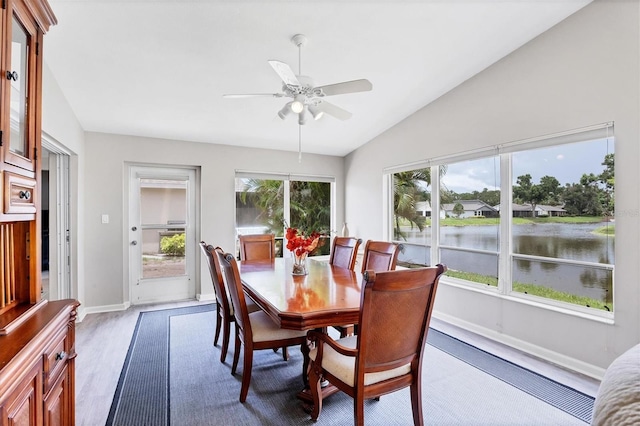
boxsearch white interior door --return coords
[129,166,197,304]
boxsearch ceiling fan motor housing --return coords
[282,75,323,103]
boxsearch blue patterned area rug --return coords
[106,304,594,425]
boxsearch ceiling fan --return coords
[223,34,373,160]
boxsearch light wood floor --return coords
[74,300,601,426]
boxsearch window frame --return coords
[386,123,615,319]
[235,171,336,257]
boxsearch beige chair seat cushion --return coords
[249,310,307,342]
[309,336,411,386]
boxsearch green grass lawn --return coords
[440,269,612,311]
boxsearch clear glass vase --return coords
[292,252,308,275]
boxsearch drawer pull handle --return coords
[19,190,31,200]
[55,351,66,361]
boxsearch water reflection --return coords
[399,223,614,304]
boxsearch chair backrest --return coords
[239,234,276,261]
[200,241,230,312]
[329,237,362,270]
[360,240,402,273]
[214,249,252,338]
[356,265,446,383]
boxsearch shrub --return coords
[160,233,185,256]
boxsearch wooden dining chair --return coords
[334,240,403,337]
[360,240,403,274]
[200,241,262,363]
[329,236,363,270]
[330,236,362,337]
[238,233,291,360]
[200,241,235,363]
[307,264,447,426]
[214,249,310,403]
[238,233,276,261]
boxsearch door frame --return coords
[126,164,200,305]
[41,132,72,300]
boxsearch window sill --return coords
[439,276,615,325]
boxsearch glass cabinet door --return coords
[9,15,29,158]
[3,6,37,172]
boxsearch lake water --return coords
[399,223,614,304]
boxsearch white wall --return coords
[82,133,345,310]
[345,0,639,376]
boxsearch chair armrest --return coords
[307,330,358,357]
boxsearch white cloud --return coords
[443,173,498,193]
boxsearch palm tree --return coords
[289,181,331,235]
[239,179,331,254]
[393,169,429,240]
[393,166,448,240]
[239,179,285,235]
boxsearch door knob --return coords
[131,241,137,245]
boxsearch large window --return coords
[393,169,432,267]
[439,157,501,287]
[235,173,333,257]
[390,125,614,314]
[510,140,614,311]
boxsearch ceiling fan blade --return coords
[315,79,372,97]
[268,60,300,87]
[222,93,284,98]
[316,101,353,121]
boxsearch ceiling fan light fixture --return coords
[278,102,293,120]
[291,95,305,114]
[308,105,324,120]
[298,106,308,125]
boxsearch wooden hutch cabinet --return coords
[0,0,79,425]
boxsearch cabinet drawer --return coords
[3,172,37,214]
[43,329,68,392]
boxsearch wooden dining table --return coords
[240,256,363,405]
[240,256,363,331]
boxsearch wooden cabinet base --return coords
[0,300,79,426]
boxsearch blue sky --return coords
[441,138,613,194]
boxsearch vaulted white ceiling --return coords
[44,0,592,157]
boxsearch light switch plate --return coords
[101,214,109,224]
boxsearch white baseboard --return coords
[77,302,131,322]
[433,310,606,381]
[196,293,216,302]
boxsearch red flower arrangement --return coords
[286,227,322,256]
[286,227,324,275]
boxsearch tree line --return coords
[393,153,614,239]
[451,153,614,216]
